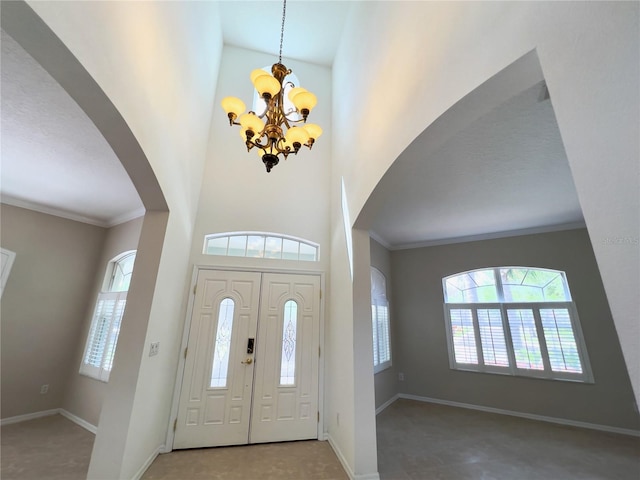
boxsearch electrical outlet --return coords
[149,342,160,357]
[398,372,405,381]
[40,384,49,394]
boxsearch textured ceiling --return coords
[368,82,585,248]
[1,30,144,227]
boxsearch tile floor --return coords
[376,398,640,480]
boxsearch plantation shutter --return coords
[80,291,127,381]
[371,267,392,372]
[477,308,509,367]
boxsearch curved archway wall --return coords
[358,51,638,433]
[330,1,638,477]
[3,1,223,479]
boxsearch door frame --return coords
[165,264,326,451]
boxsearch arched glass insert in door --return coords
[280,300,298,385]
[210,298,235,388]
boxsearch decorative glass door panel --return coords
[280,300,298,385]
[210,298,235,388]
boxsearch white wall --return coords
[190,45,332,272]
[24,1,224,478]
[332,1,638,477]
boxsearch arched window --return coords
[105,251,136,292]
[80,251,136,382]
[371,267,391,373]
[203,232,319,262]
[442,267,592,382]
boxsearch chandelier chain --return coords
[278,0,287,63]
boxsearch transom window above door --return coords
[203,232,319,262]
[442,267,593,383]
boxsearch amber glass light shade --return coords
[285,126,310,146]
[239,113,265,135]
[302,123,323,141]
[250,69,268,84]
[288,87,307,100]
[221,96,246,117]
[254,74,281,98]
[291,91,317,113]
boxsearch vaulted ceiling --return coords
[1,2,583,244]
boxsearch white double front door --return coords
[174,270,321,449]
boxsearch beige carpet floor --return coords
[376,398,640,480]
[1,414,94,480]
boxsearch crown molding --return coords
[375,222,587,251]
[0,195,144,228]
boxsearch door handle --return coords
[241,358,253,365]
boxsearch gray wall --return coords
[370,237,399,410]
[0,204,106,418]
[391,229,639,430]
[62,216,143,427]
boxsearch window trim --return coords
[443,267,593,383]
[1,247,16,298]
[80,251,136,382]
[203,232,320,262]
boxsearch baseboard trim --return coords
[375,394,400,415]
[59,409,97,434]
[0,409,60,426]
[131,445,164,480]
[1,408,98,435]
[354,473,381,480]
[326,434,380,480]
[327,434,355,480]
[398,394,640,437]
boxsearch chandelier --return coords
[221,0,322,173]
